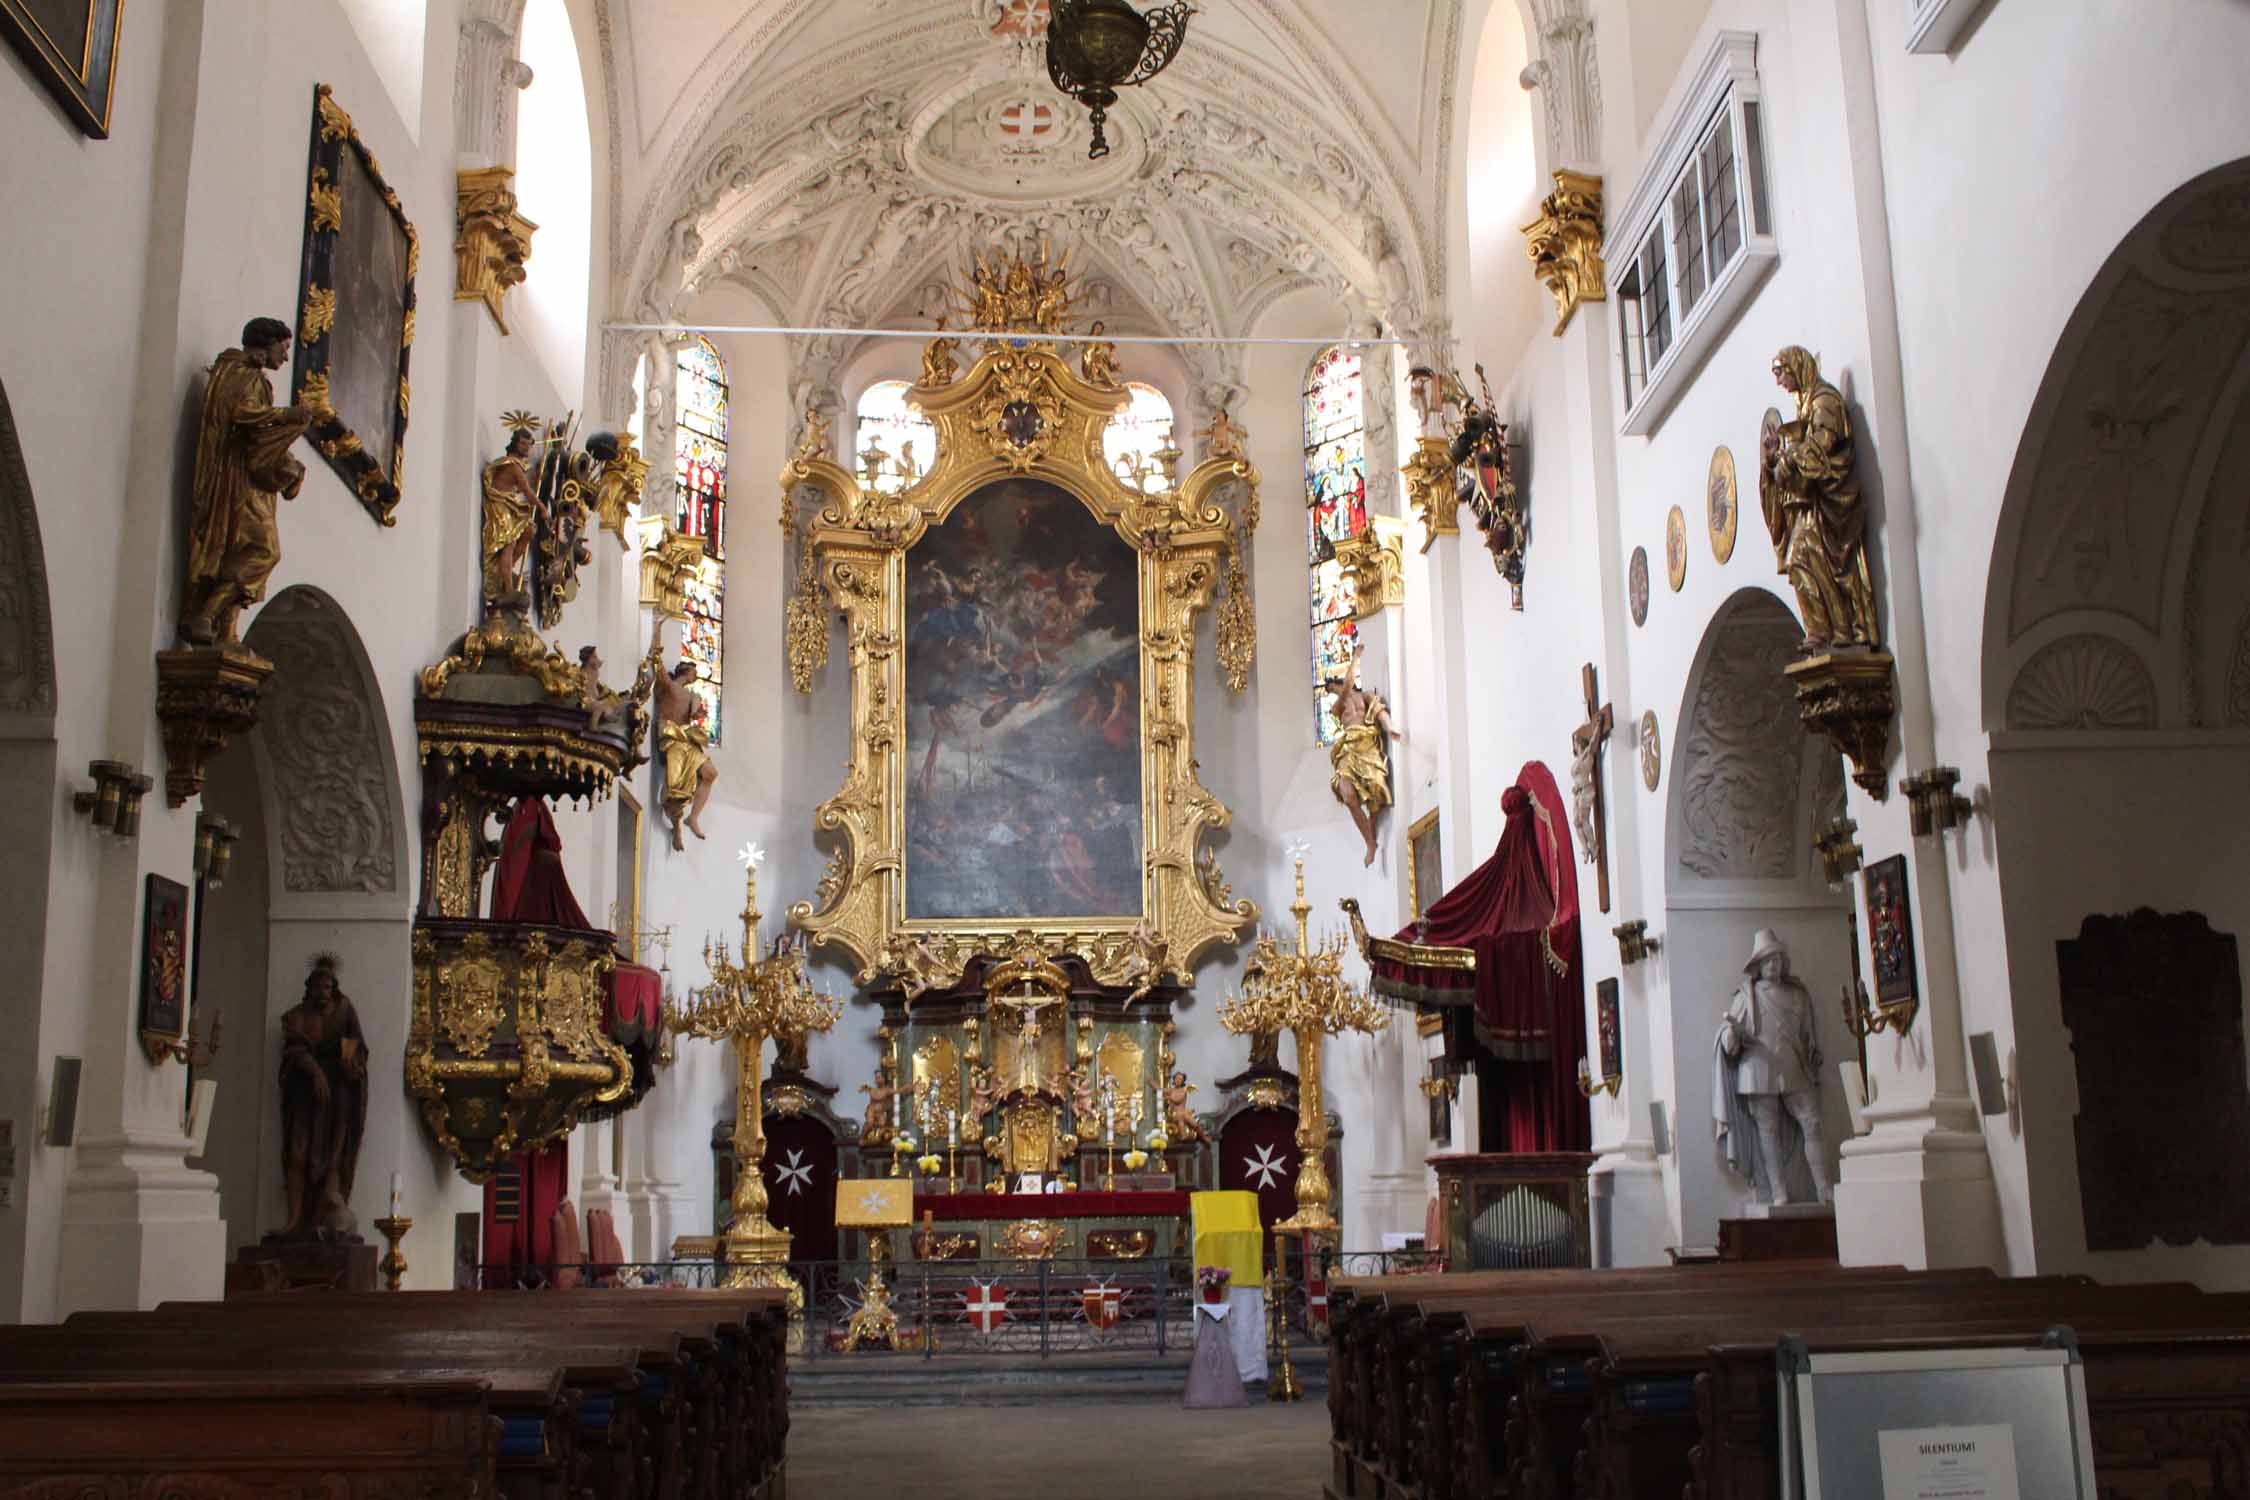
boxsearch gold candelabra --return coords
[1218,856,1385,1235]
[669,846,842,1305]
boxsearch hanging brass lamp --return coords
[1045,0,1195,160]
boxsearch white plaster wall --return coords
[1986,738,2250,1290]
[1864,0,2250,1275]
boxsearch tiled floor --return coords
[785,1397,1331,1497]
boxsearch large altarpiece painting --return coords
[782,262,1259,992]
[904,478,1143,920]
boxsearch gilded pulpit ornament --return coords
[162,318,328,805]
[783,251,1254,990]
[480,413,596,630]
[585,430,648,546]
[1522,169,1607,336]
[1760,346,1896,797]
[453,166,537,334]
[1453,367,1529,605]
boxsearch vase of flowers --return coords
[1196,1265,1231,1305]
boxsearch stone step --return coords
[788,1349,1328,1407]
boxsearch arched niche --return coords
[199,585,411,1252]
[1978,156,2250,1289]
[241,585,407,902]
[1663,588,1852,1245]
[0,373,58,1320]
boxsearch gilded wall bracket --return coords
[155,645,274,808]
[1401,437,1460,551]
[454,166,537,335]
[1335,516,1406,619]
[1522,170,1606,336]
[1786,651,1896,800]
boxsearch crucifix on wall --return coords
[1570,662,1613,913]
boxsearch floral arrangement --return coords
[916,1152,942,1175]
[1122,1148,1148,1171]
[1194,1265,1232,1291]
[1148,1129,1170,1151]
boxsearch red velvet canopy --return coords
[1372,762,1588,1152]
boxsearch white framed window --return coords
[1613,31,1777,436]
[1908,0,1994,54]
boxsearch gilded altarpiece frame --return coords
[785,336,1257,989]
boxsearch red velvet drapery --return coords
[492,797,591,928]
[1373,763,1588,1153]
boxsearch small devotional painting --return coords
[1596,978,1622,1086]
[1628,546,1649,627]
[1707,445,1738,563]
[904,477,1143,921]
[1665,505,1687,592]
[1863,854,1918,1007]
[1408,809,1442,923]
[138,874,189,1064]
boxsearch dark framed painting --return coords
[0,0,121,137]
[1863,854,1918,1006]
[137,874,188,1065]
[1407,808,1441,922]
[293,84,416,527]
[1426,1058,1451,1146]
[1596,977,1622,1084]
[902,476,1143,921]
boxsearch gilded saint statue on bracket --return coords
[480,423,541,611]
[1759,347,1878,653]
[182,318,327,646]
[1327,663,1402,866]
[653,628,718,850]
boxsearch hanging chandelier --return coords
[1044,0,1195,160]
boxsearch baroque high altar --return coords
[776,251,1266,1252]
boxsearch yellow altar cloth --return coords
[1191,1190,1264,1286]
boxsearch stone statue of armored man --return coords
[1713,929,1830,1207]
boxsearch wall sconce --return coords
[1901,767,1973,838]
[146,1011,223,1069]
[194,814,240,888]
[72,760,154,839]
[1840,976,1917,1040]
[1418,1072,1459,1103]
[1813,816,1864,886]
[1613,920,1660,966]
[1575,1056,1620,1098]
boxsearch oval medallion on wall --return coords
[1639,710,1661,791]
[1707,445,1738,563]
[1665,506,1687,592]
[1629,546,1649,626]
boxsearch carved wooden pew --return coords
[197,1285,792,1500]
[0,1323,623,1500]
[0,1374,504,1500]
[1327,1264,1924,1500]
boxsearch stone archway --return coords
[1663,588,1852,1247]
[0,373,59,1320]
[1979,156,2250,1287]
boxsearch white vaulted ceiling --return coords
[592,0,1479,406]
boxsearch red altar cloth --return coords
[914,1191,1189,1221]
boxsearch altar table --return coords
[891,1190,1191,1263]
[912,1191,1188,1221]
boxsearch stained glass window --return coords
[1304,346,1367,743]
[674,338,728,744]
[856,380,937,496]
[1103,382,1175,492]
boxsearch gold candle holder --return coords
[373,1214,412,1291]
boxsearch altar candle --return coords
[389,1171,401,1216]
[948,1109,958,1148]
